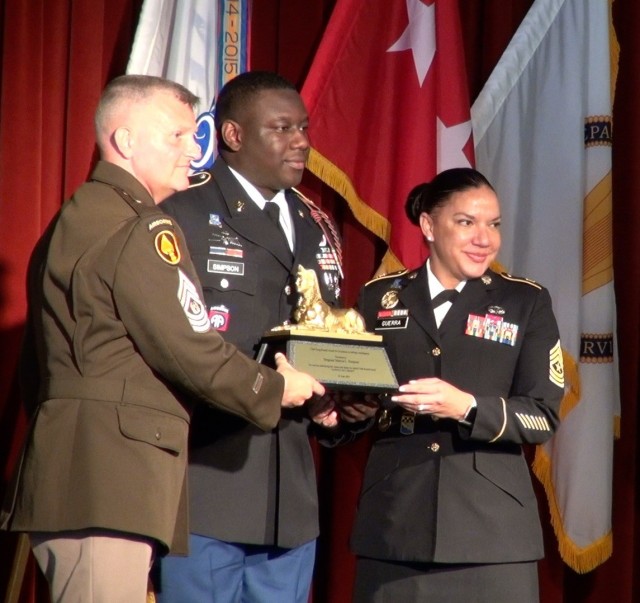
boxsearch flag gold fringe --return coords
[559,349,580,420]
[610,0,619,104]
[500,260,597,571]
[306,148,405,272]
[376,249,405,276]
[533,444,613,573]
[611,0,620,446]
[306,148,390,243]
[530,349,608,573]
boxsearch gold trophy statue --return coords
[259,266,397,392]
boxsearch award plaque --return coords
[257,266,398,393]
[258,330,397,392]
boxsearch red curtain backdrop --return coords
[1,1,639,601]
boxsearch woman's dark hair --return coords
[404,168,495,225]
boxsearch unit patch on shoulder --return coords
[177,269,210,333]
[155,230,181,265]
[499,272,542,290]
[549,339,565,388]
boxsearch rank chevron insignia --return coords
[549,340,565,388]
[177,269,209,333]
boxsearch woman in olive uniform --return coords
[351,168,564,602]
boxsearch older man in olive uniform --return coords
[1,75,324,603]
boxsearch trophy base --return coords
[258,329,398,393]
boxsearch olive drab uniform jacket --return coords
[351,265,565,564]
[1,161,284,554]
[159,157,342,548]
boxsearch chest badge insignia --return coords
[381,290,399,309]
[400,412,415,435]
[487,305,505,315]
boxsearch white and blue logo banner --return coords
[127,0,250,170]
[472,0,618,573]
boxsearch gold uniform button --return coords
[428,443,440,452]
[284,285,292,295]
[432,347,441,356]
[155,430,162,441]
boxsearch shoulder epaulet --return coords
[291,187,343,278]
[188,171,212,188]
[499,272,542,290]
[364,268,410,287]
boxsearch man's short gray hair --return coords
[94,74,200,146]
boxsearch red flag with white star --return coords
[301,0,473,271]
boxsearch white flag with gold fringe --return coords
[471,0,618,573]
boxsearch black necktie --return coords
[264,201,280,225]
[431,289,459,309]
